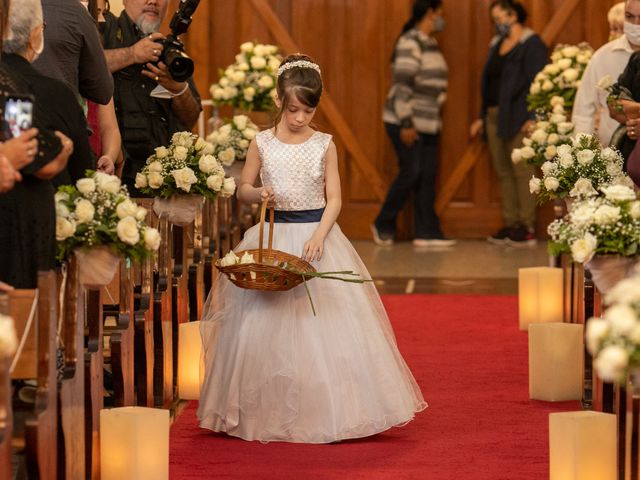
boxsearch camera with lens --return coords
[159,0,200,82]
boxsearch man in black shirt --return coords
[102,0,201,191]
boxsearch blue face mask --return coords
[433,16,445,33]
[495,22,511,38]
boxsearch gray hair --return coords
[3,0,43,55]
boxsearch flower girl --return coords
[197,54,425,443]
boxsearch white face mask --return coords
[624,21,640,46]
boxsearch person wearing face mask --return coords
[102,0,202,193]
[2,0,98,187]
[372,0,454,248]
[572,1,640,149]
[469,0,547,247]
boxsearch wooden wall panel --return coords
[173,0,622,239]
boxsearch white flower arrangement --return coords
[512,96,575,167]
[209,41,281,112]
[529,133,630,204]
[527,42,594,112]
[0,313,17,359]
[206,115,258,167]
[585,270,640,383]
[55,171,161,263]
[135,131,236,200]
[547,184,640,263]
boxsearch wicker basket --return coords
[215,200,316,291]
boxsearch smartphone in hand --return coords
[2,94,35,140]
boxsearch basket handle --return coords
[257,199,274,264]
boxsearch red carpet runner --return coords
[170,294,580,479]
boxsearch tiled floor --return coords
[352,239,551,294]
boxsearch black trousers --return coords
[374,123,442,239]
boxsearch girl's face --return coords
[280,94,317,133]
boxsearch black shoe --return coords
[487,226,513,245]
[506,225,537,247]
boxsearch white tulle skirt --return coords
[197,221,426,443]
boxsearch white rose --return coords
[218,147,236,166]
[135,173,148,189]
[569,178,597,198]
[202,142,215,156]
[94,172,121,194]
[233,115,249,131]
[541,161,555,176]
[594,345,629,383]
[562,68,579,83]
[543,176,560,191]
[198,154,219,174]
[219,250,240,267]
[173,146,189,162]
[222,177,236,196]
[56,217,76,241]
[54,191,69,203]
[607,277,640,305]
[250,56,267,70]
[547,133,560,145]
[571,232,597,263]
[631,201,640,219]
[522,137,533,147]
[242,128,257,140]
[75,199,95,224]
[550,96,565,107]
[238,62,250,72]
[240,42,254,53]
[243,87,256,102]
[544,145,557,160]
[148,160,164,173]
[544,64,560,75]
[56,201,70,218]
[238,139,249,150]
[171,167,198,192]
[154,146,169,159]
[511,148,523,164]
[232,70,246,84]
[257,75,274,89]
[550,114,566,124]
[194,137,207,151]
[601,184,636,202]
[585,318,610,354]
[570,203,597,227]
[530,82,541,95]
[212,87,225,100]
[605,304,638,336]
[148,172,164,189]
[529,177,542,194]
[556,144,572,156]
[143,228,161,251]
[542,80,554,91]
[598,74,614,90]
[556,58,572,70]
[531,129,548,144]
[601,147,619,162]
[116,216,140,245]
[206,174,224,191]
[268,57,281,71]
[172,132,193,149]
[561,46,579,58]
[552,104,566,115]
[76,178,96,195]
[116,199,138,219]
[253,44,267,57]
[557,122,574,135]
[593,204,621,225]
[576,149,595,165]
[577,53,590,64]
[135,207,147,221]
[551,51,562,62]
[223,86,238,99]
[559,153,574,168]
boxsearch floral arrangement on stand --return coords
[527,42,594,112]
[585,270,640,383]
[209,42,281,112]
[206,115,258,167]
[528,133,630,204]
[55,171,161,286]
[511,96,575,167]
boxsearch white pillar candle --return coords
[178,321,204,400]
[519,267,564,330]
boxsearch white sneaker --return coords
[412,238,457,248]
[371,224,394,246]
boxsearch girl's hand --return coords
[302,232,325,262]
[97,155,115,174]
[260,186,275,205]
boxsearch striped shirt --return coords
[383,29,448,134]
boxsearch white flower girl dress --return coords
[197,129,426,443]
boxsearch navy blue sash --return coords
[273,208,325,223]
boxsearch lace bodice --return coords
[256,129,332,211]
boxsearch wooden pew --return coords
[172,225,190,391]
[188,205,205,321]
[133,258,154,407]
[202,198,220,298]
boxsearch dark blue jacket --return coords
[480,29,548,138]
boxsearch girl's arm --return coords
[97,99,122,175]
[302,141,341,262]
[237,139,275,204]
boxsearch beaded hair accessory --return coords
[276,60,322,78]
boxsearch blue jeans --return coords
[374,123,442,239]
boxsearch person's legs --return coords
[374,123,421,237]
[414,133,442,238]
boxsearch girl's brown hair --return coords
[273,53,323,129]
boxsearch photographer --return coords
[102,0,201,192]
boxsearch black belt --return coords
[273,208,325,223]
